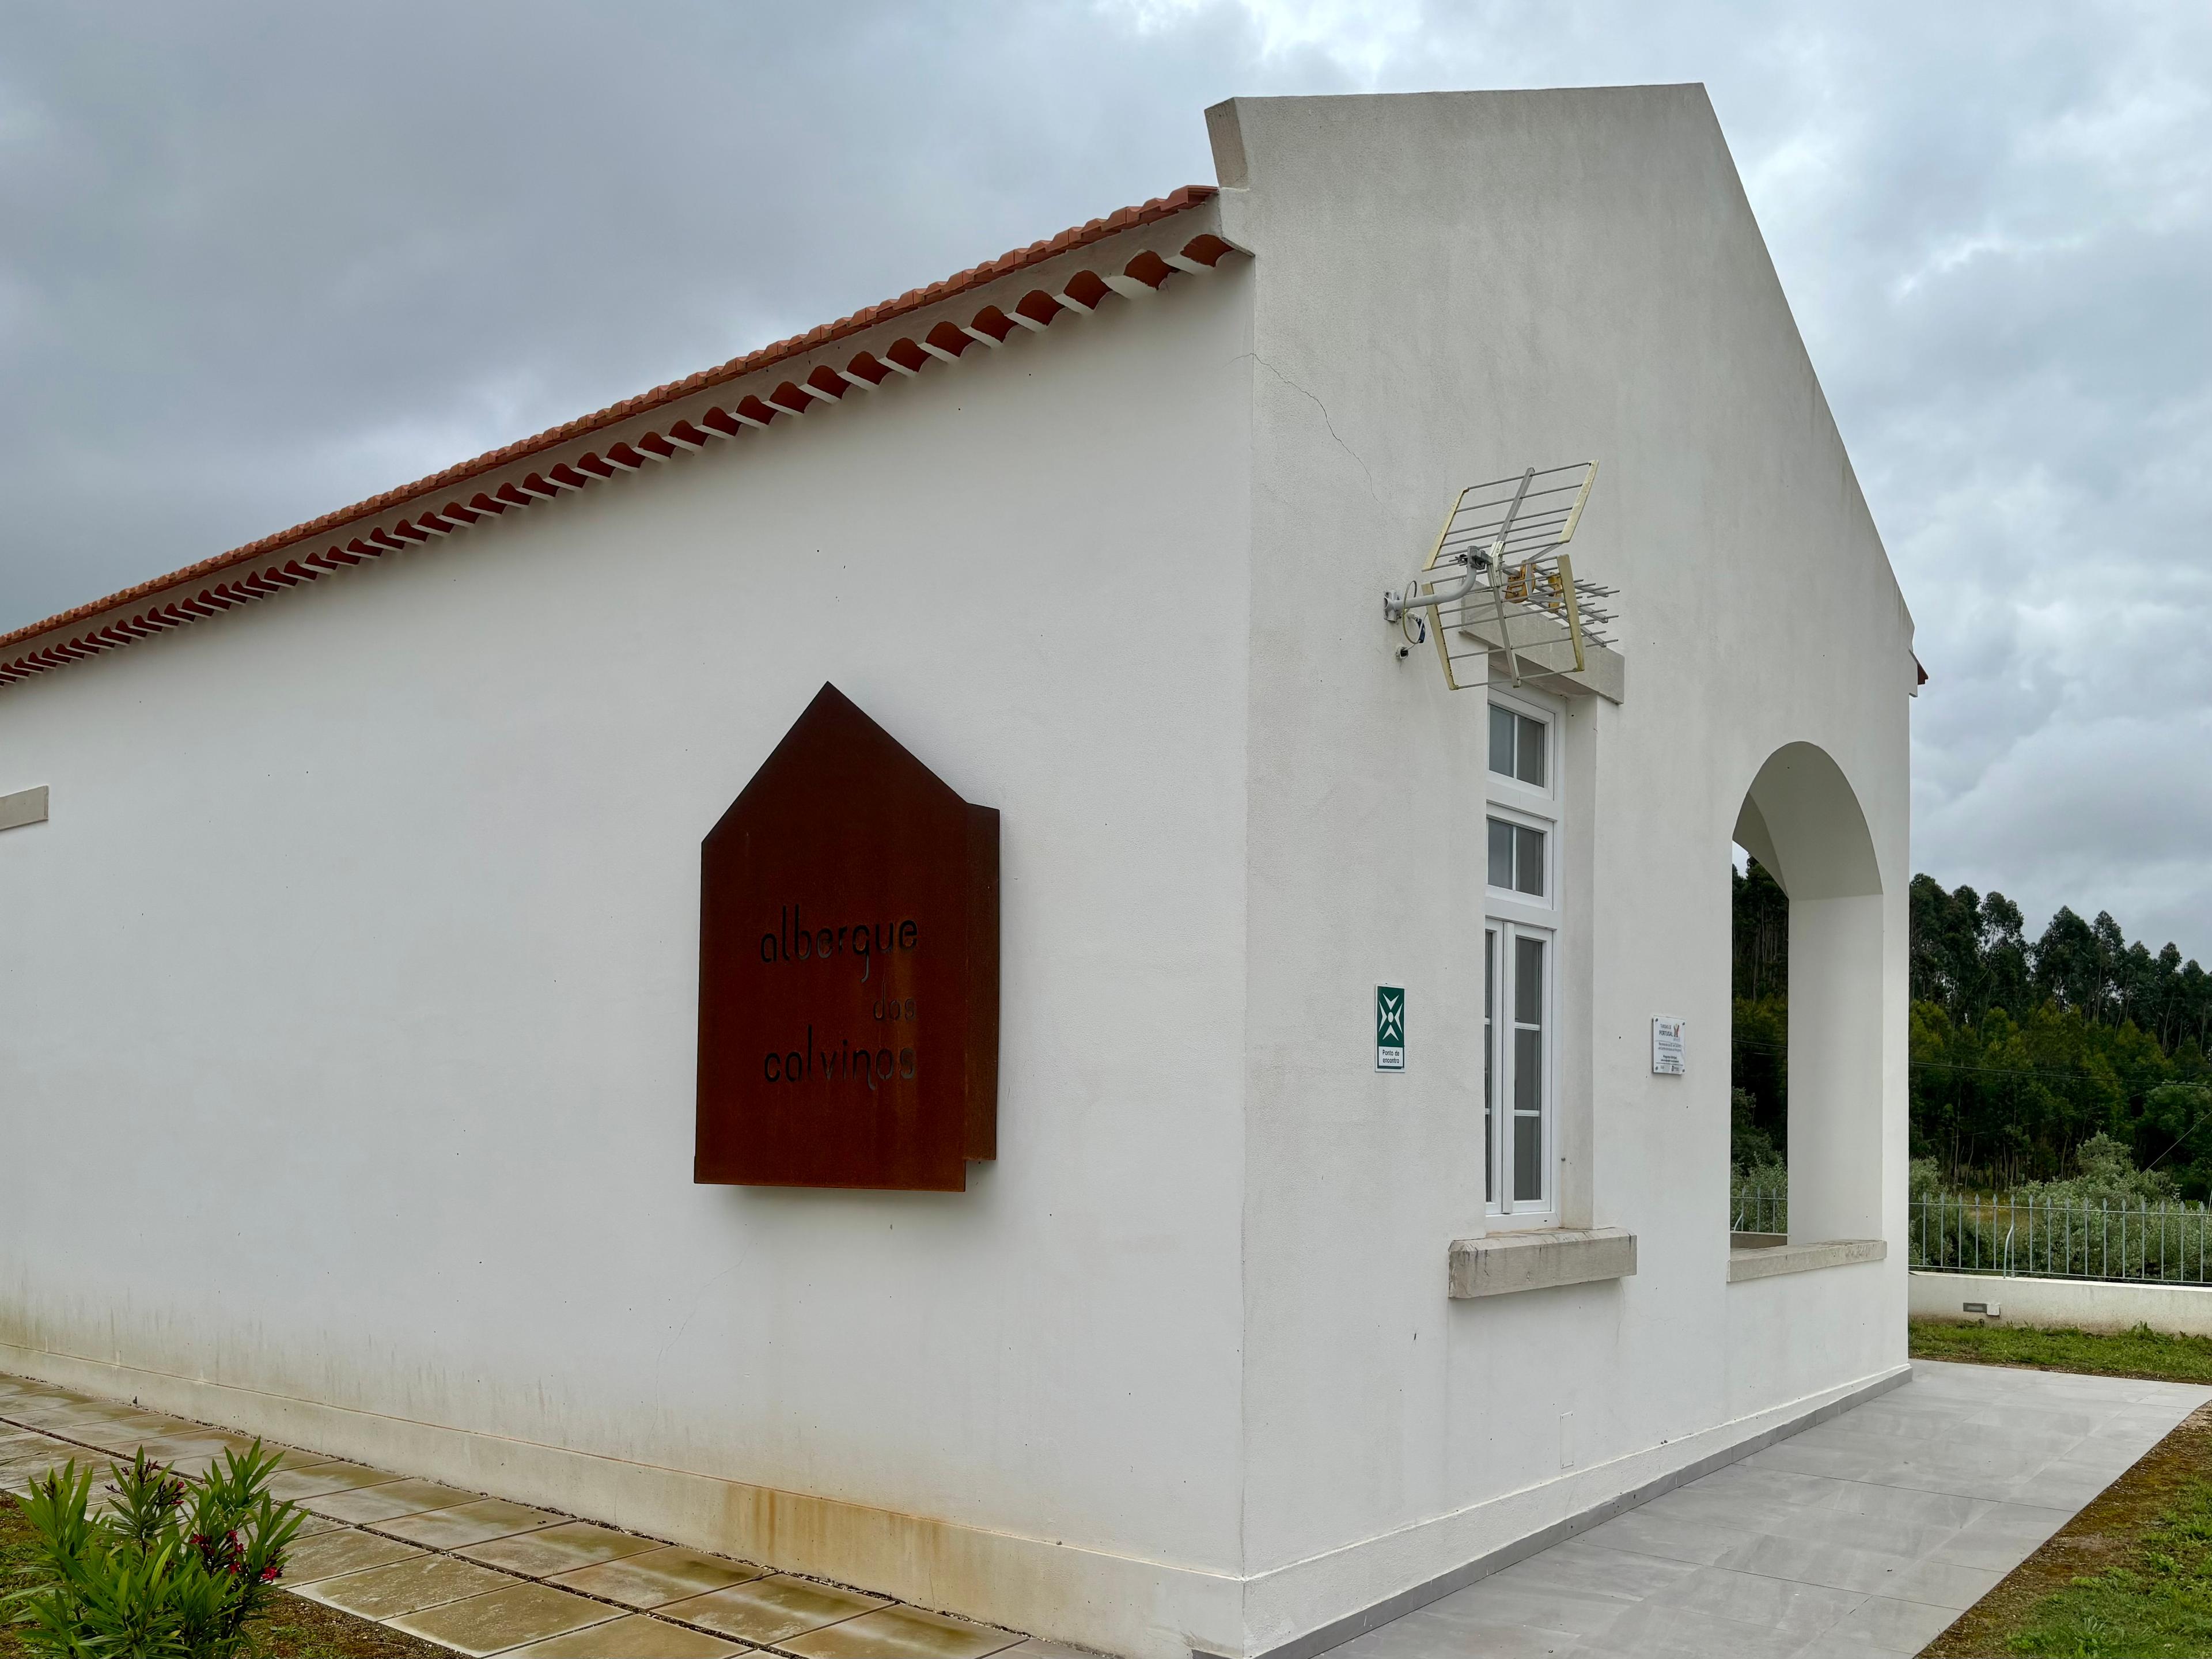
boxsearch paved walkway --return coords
[0,1370,1081,1658]
[1334,1359,2212,1659]
[7,1361,2207,1657]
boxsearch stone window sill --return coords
[1448,1227,1637,1300]
[1728,1237,1887,1283]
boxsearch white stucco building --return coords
[0,86,1914,1659]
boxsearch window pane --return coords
[1515,824,1546,897]
[1483,929,1495,1204]
[1512,934,1545,1202]
[1516,713,1547,787]
[1513,1027,1541,1113]
[1487,817,1513,888]
[1489,704,1516,777]
[1515,934,1545,1026]
[1513,1057,1543,1200]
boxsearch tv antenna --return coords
[1384,461,1613,690]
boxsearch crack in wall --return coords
[1248,354,1385,507]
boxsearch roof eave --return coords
[1,187,1238,689]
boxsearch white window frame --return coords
[1483,687,1562,1219]
[1485,921,1557,1214]
[1487,698,1552,794]
[1484,801,1555,906]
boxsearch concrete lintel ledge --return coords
[1448,1227,1637,1300]
[1729,1237,1887,1283]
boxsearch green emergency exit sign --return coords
[1376,985,1405,1071]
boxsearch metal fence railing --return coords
[1732,1185,1787,1236]
[1911,1192,2212,1285]
[1731,1186,2212,1286]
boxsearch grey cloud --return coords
[3,0,2209,957]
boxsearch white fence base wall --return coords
[1911,1270,2212,1338]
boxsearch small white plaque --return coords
[1651,1017,1685,1076]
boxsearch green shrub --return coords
[1730,1087,1784,1180]
[1729,1088,1789,1232]
[2016,1130,2183,1207]
[5,1441,304,1658]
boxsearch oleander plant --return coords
[5,1441,304,1658]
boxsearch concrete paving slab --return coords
[296,1552,512,1620]
[380,1494,567,1551]
[266,1459,408,1501]
[550,1543,766,1608]
[459,1518,665,1576]
[305,1476,482,1525]
[506,1613,752,1656]
[1577,1505,1764,1567]
[282,1526,426,1586]
[1816,1592,1961,1653]
[389,1581,620,1656]
[1331,1361,2212,1659]
[1637,1564,1862,1639]
[1929,1501,2070,1571]
[660,1574,890,1645]
[779,1602,1025,1658]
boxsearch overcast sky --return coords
[4,2,2209,959]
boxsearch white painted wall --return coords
[1210,87,1913,1647]
[0,264,1257,1656]
[1,86,1916,1659]
[1912,1271,2212,1338]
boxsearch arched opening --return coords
[1730,851,1788,1223]
[1732,743,1885,1244]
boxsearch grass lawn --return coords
[0,1480,446,1658]
[1913,1320,2212,1657]
[1910,1317,2212,1385]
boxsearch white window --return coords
[1484,922,1554,1209]
[1486,814,1547,898]
[1483,691,1560,1215]
[1489,703,1547,787]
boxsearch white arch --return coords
[1734,743,1884,1243]
[1732,743,1881,902]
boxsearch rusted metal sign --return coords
[695,684,999,1190]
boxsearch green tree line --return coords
[1731,863,2212,1196]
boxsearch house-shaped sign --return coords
[695,684,999,1190]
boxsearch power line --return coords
[1732,1034,2147,1086]
[2147,1096,2212,1172]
